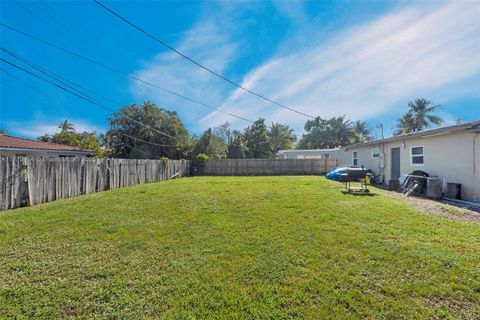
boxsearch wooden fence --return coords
[204,158,337,176]
[0,157,190,210]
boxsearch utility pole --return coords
[377,123,384,140]
[376,123,385,184]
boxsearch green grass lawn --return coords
[1,176,479,319]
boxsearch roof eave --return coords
[0,147,95,154]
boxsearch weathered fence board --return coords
[204,159,337,176]
[0,157,190,210]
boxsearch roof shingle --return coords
[0,134,94,153]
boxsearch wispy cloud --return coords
[4,119,103,138]
[130,1,480,134]
[271,0,308,25]
[200,1,480,131]
[129,3,245,127]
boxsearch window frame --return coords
[371,148,380,159]
[352,151,358,166]
[410,146,424,166]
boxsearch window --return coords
[324,154,330,159]
[371,148,380,158]
[352,151,358,166]
[410,146,424,165]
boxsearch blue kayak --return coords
[325,167,349,181]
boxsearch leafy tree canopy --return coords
[37,120,104,156]
[105,102,191,159]
[297,115,368,149]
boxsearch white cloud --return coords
[129,4,245,128]
[129,1,480,135]
[5,119,103,139]
[272,0,308,24]
[200,1,480,131]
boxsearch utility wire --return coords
[0,57,180,143]
[2,47,202,143]
[15,1,93,57]
[0,68,172,158]
[1,57,192,158]
[1,54,269,156]
[118,142,162,159]
[0,66,51,98]
[112,130,176,148]
[0,79,42,105]
[1,47,271,156]
[93,0,316,119]
[0,23,259,127]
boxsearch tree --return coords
[297,116,354,149]
[37,134,51,142]
[37,120,103,156]
[58,120,75,134]
[395,99,443,135]
[105,101,190,159]
[269,123,296,157]
[394,112,415,136]
[213,122,231,143]
[327,116,355,147]
[243,118,271,158]
[352,120,371,143]
[227,130,247,159]
[194,127,227,159]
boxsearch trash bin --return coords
[426,177,442,200]
[446,183,461,199]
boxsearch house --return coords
[0,134,95,157]
[343,120,480,200]
[277,120,480,200]
[277,148,348,161]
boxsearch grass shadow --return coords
[340,190,379,197]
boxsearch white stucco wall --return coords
[278,149,342,160]
[349,131,480,200]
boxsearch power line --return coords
[0,66,51,98]
[0,70,173,158]
[1,57,192,158]
[0,23,260,127]
[1,48,272,156]
[15,1,93,57]
[93,0,316,119]
[0,79,42,105]
[0,57,180,143]
[33,1,102,58]
[2,47,202,142]
[112,130,176,148]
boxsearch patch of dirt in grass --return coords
[424,296,480,319]
[383,191,480,223]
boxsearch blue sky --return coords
[0,0,479,140]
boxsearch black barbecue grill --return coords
[338,167,372,192]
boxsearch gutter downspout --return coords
[473,133,480,200]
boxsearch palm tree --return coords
[352,120,371,143]
[58,120,75,134]
[37,134,51,142]
[395,99,443,135]
[269,123,296,157]
[327,116,354,147]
